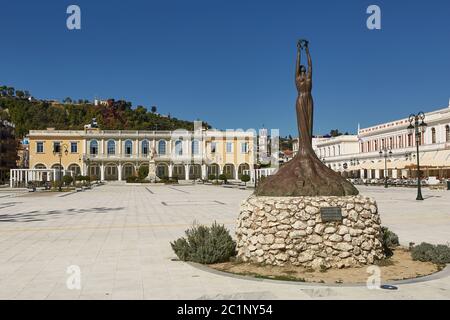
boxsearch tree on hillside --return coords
[330,129,343,137]
[7,87,15,97]
[1,92,209,138]
[63,97,72,104]
[16,90,24,98]
[0,86,7,96]
[151,106,157,113]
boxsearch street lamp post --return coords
[379,148,392,188]
[407,112,427,201]
[253,162,261,189]
[53,144,68,192]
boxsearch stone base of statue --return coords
[147,160,159,183]
[235,195,385,269]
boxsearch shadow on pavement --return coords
[0,207,125,223]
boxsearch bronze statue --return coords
[256,40,359,197]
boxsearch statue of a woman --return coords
[296,40,314,151]
[255,40,359,197]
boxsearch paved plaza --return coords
[0,183,449,300]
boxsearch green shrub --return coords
[51,181,60,190]
[126,176,138,183]
[138,166,149,180]
[381,227,399,257]
[171,222,236,264]
[411,242,450,264]
[240,174,250,185]
[62,175,73,186]
[218,174,228,183]
[158,177,169,183]
[208,174,217,181]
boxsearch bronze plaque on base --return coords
[320,207,343,222]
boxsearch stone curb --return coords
[187,261,450,288]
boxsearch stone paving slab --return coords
[0,184,449,300]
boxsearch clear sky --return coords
[1,0,449,136]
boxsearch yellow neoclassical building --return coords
[25,125,255,183]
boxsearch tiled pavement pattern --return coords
[0,184,449,300]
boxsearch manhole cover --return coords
[380,285,398,290]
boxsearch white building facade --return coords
[291,103,450,180]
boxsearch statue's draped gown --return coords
[255,50,359,197]
[296,74,314,153]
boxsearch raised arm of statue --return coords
[295,43,301,80]
[306,45,312,78]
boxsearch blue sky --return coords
[1,0,449,136]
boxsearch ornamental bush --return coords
[240,174,251,185]
[171,222,236,264]
[62,175,73,186]
[218,174,228,183]
[126,176,138,183]
[411,242,450,264]
[138,166,149,180]
[381,227,399,257]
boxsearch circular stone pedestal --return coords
[236,195,385,269]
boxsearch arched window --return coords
[124,140,133,156]
[192,140,200,155]
[431,128,436,144]
[333,146,336,156]
[175,140,183,156]
[107,140,115,155]
[68,164,81,176]
[446,125,450,142]
[90,140,98,155]
[158,140,167,155]
[141,140,149,155]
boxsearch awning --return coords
[356,160,385,170]
[387,159,412,170]
[404,150,450,169]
